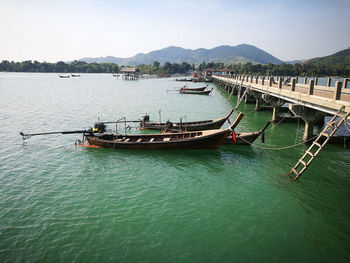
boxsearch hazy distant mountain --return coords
[306,48,350,66]
[79,44,283,65]
[284,60,304,64]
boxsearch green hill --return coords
[307,48,350,66]
[79,44,282,65]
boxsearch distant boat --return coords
[179,88,213,95]
[180,85,208,91]
[59,74,70,78]
[71,74,80,77]
[176,78,193,82]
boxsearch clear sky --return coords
[1,0,349,62]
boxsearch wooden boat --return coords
[59,74,70,78]
[71,74,80,77]
[179,88,213,95]
[140,110,234,131]
[180,85,208,92]
[85,113,244,150]
[223,121,270,145]
[176,78,193,82]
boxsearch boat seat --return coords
[136,138,142,143]
[163,137,171,142]
[124,138,130,142]
[149,138,155,142]
[116,139,123,142]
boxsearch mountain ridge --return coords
[306,48,350,66]
[78,44,283,65]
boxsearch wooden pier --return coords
[213,74,350,179]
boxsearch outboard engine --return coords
[93,122,106,133]
[142,114,150,123]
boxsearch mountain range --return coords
[78,44,283,65]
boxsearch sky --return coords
[1,0,349,62]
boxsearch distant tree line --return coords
[1,60,349,77]
[137,61,195,74]
[222,62,350,77]
[0,60,119,73]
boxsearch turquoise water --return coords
[1,73,349,262]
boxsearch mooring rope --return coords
[239,134,318,151]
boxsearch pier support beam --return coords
[262,95,285,122]
[289,104,326,143]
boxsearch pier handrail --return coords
[213,74,350,115]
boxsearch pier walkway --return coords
[213,74,350,180]
[213,75,350,115]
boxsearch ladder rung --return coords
[299,159,307,167]
[313,142,322,148]
[291,167,299,175]
[306,150,314,157]
[320,132,330,138]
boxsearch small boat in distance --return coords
[180,85,208,92]
[71,74,80,77]
[140,109,234,131]
[175,77,193,82]
[179,88,213,95]
[59,74,70,78]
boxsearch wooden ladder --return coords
[289,106,350,180]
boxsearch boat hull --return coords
[86,129,230,150]
[223,132,260,145]
[179,90,212,95]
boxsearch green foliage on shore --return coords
[137,61,194,74]
[0,60,119,73]
[1,59,349,77]
[197,62,350,77]
[234,62,350,77]
[307,48,350,67]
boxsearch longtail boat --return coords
[223,121,271,145]
[140,110,234,131]
[85,113,243,150]
[180,85,208,91]
[71,74,80,77]
[20,113,244,150]
[179,88,213,95]
[59,74,70,78]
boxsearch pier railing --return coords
[213,74,350,114]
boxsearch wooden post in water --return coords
[308,79,315,95]
[333,81,342,100]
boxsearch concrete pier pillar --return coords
[255,97,262,111]
[272,107,280,122]
[289,104,326,143]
